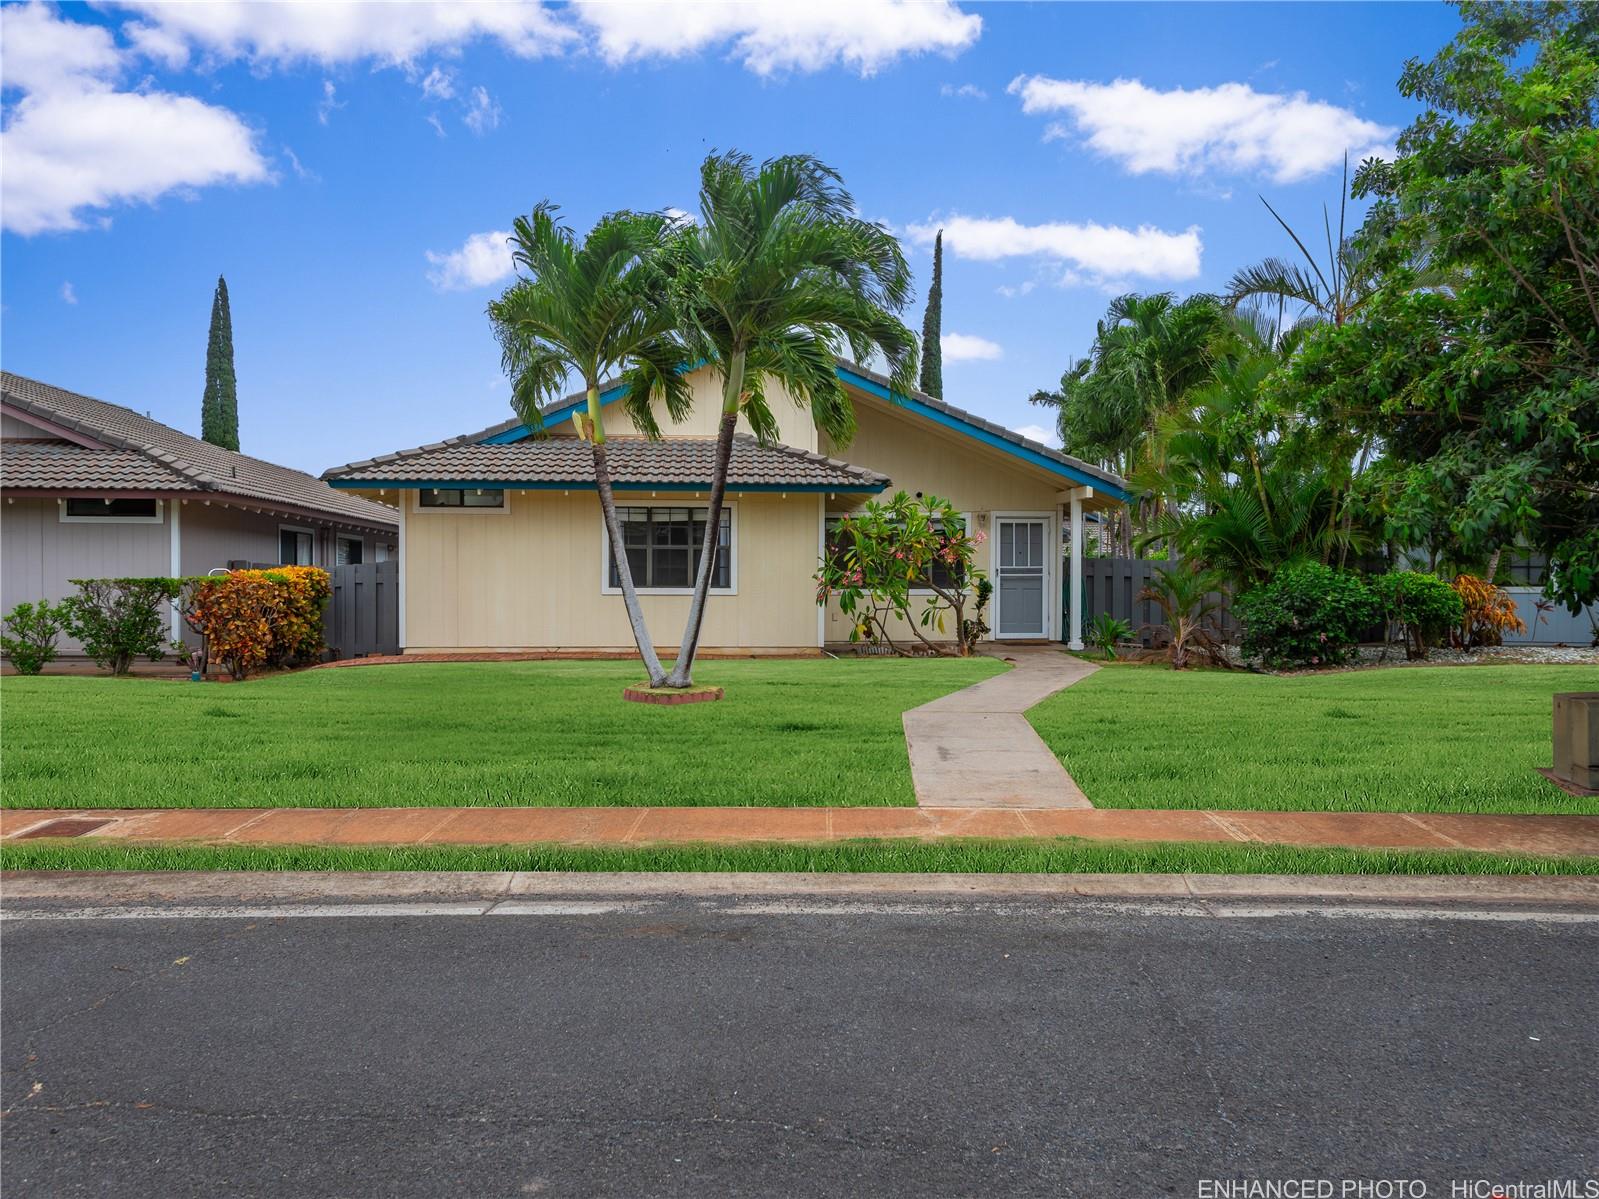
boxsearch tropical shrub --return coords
[1452,574,1526,649]
[1236,562,1378,670]
[2,600,65,675]
[61,578,182,675]
[961,576,993,655]
[1087,612,1134,660]
[1139,562,1229,671]
[816,492,987,657]
[183,567,331,680]
[1369,571,1463,661]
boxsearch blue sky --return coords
[1,1,1462,474]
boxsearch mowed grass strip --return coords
[2,837,1592,875]
[1028,663,1599,815]
[1,658,1004,810]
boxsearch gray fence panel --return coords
[324,562,399,658]
[1071,557,1237,645]
[1502,589,1598,646]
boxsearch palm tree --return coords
[488,205,691,687]
[656,151,919,688]
[1030,291,1223,552]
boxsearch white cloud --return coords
[462,85,501,135]
[908,215,1202,283]
[282,145,317,181]
[420,65,456,100]
[108,1,576,69]
[1007,75,1394,184]
[60,281,78,304]
[0,3,269,236]
[941,332,1002,362]
[940,82,986,100]
[316,79,344,124]
[0,1,123,94]
[1012,423,1061,449]
[996,280,1036,299]
[426,229,514,291]
[572,0,981,76]
[425,112,447,138]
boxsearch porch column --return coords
[168,498,182,639]
[1068,491,1085,650]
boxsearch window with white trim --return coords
[825,513,968,590]
[608,506,731,590]
[419,488,505,509]
[59,498,162,523]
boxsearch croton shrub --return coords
[1451,574,1527,649]
[183,566,331,679]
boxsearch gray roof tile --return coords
[2,372,398,529]
[324,435,889,491]
[1,442,201,491]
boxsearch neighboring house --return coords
[1,371,399,651]
[322,360,1128,654]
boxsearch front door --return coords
[995,517,1048,639]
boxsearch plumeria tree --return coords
[816,492,988,657]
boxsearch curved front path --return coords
[904,646,1098,809]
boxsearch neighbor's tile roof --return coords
[2,372,398,529]
[0,442,200,491]
[323,434,889,491]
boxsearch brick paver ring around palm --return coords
[903,646,1098,809]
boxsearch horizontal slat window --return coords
[419,488,505,508]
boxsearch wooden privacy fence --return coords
[323,562,400,658]
[1068,556,1238,646]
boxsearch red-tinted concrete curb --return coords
[3,807,1597,857]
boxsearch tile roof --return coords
[403,359,1128,497]
[324,434,889,491]
[2,372,398,529]
[1,442,201,491]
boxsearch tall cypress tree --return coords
[918,229,943,398]
[201,275,239,450]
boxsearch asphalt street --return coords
[2,895,1595,1198]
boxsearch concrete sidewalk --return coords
[4,806,1598,856]
[905,645,1098,808]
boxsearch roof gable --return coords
[1,372,398,529]
[468,361,1128,501]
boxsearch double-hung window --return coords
[825,514,967,590]
[609,506,731,591]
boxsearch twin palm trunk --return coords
[664,355,744,688]
[592,364,742,690]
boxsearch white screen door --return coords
[995,517,1048,638]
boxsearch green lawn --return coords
[1028,664,1599,814]
[0,658,1003,810]
[3,837,1592,876]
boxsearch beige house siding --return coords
[819,395,1083,644]
[402,489,821,652]
[536,371,821,451]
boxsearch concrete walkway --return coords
[905,645,1098,808]
[6,806,1598,856]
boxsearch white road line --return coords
[2,900,1596,922]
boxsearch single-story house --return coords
[322,360,1128,655]
[2,371,399,650]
